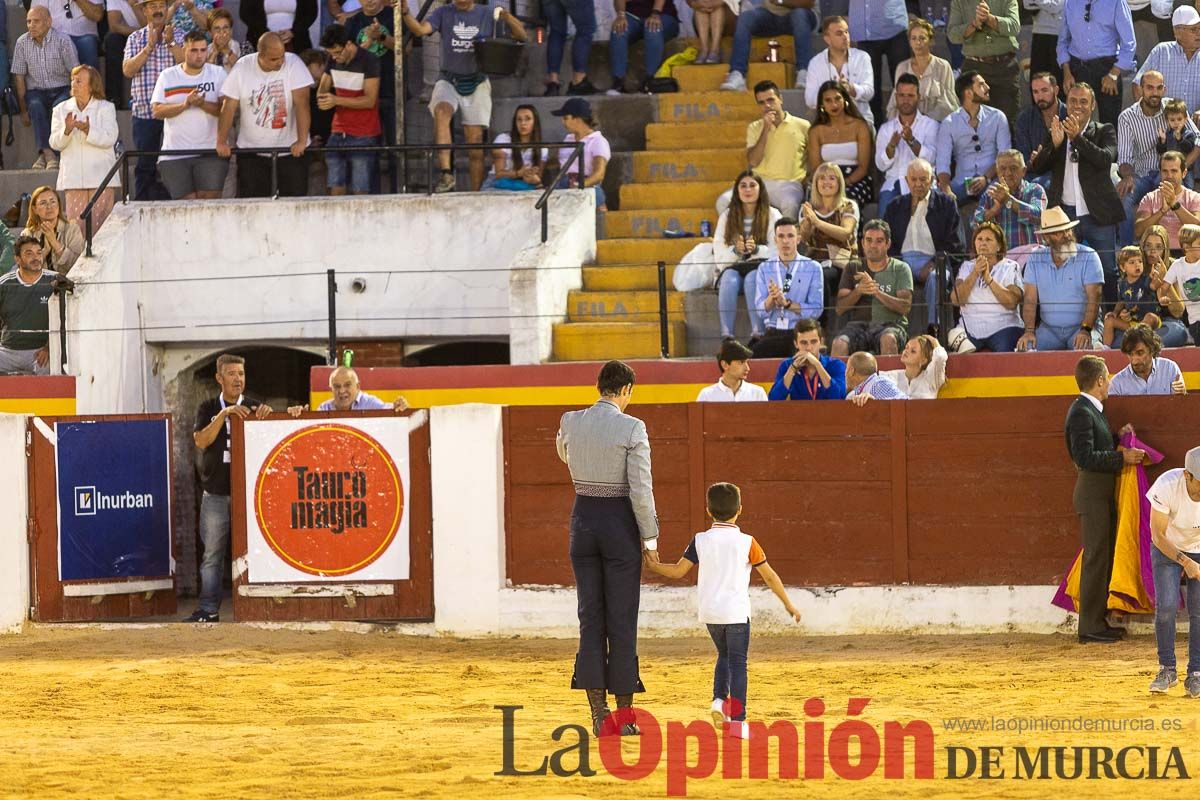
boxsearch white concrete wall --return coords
[0,415,30,633]
[58,192,594,413]
[430,404,507,635]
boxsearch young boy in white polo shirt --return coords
[644,482,801,738]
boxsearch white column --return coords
[0,415,30,633]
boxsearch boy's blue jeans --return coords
[707,621,750,721]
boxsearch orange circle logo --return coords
[254,424,403,577]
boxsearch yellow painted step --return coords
[673,61,795,92]
[566,289,686,322]
[583,264,680,291]
[604,207,715,238]
[620,180,729,210]
[645,120,747,150]
[596,237,700,267]
[675,35,794,63]
[552,321,688,360]
[632,148,747,183]
[657,91,760,123]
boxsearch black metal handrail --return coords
[79,140,586,255]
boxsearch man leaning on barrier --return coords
[287,365,409,415]
[0,235,56,375]
[188,353,272,624]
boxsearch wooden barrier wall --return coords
[504,396,1200,586]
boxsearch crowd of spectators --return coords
[680,2,1200,364]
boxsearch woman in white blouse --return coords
[886,18,958,122]
[883,334,947,398]
[950,221,1026,352]
[49,65,120,231]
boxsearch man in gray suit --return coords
[556,360,659,736]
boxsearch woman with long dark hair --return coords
[806,80,873,209]
[713,170,782,339]
[487,104,547,191]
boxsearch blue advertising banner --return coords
[55,419,173,581]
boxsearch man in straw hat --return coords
[1017,206,1105,351]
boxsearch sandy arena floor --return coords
[1,626,1197,799]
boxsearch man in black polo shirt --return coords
[0,235,56,375]
[188,353,272,622]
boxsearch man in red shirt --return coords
[317,23,381,195]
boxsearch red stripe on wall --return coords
[312,348,1200,392]
[0,375,77,398]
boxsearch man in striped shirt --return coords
[972,149,1047,250]
[12,6,78,169]
[1119,70,1198,246]
[845,351,908,405]
[1133,7,1200,122]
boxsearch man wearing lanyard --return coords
[188,353,272,623]
[750,217,823,358]
[767,317,847,400]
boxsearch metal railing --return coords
[79,140,586,256]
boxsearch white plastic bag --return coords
[673,242,718,292]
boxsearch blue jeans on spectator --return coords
[878,179,902,217]
[609,13,680,81]
[903,250,937,326]
[544,0,596,78]
[948,41,963,70]
[717,266,765,338]
[948,175,987,206]
[1157,317,1190,348]
[1152,545,1200,675]
[0,48,9,96]
[1120,171,1159,246]
[26,86,70,153]
[70,34,100,69]
[728,6,817,76]
[1062,204,1119,305]
[1036,322,1085,350]
[198,492,231,616]
[967,325,1023,352]
[707,621,750,722]
[132,115,168,200]
[326,133,379,194]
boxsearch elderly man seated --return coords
[1017,207,1105,351]
[882,157,961,328]
[845,351,908,405]
[972,149,1048,263]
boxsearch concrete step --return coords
[675,35,796,64]
[645,119,748,150]
[674,61,795,92]
[596,237,700,268]
[583,264,680,291]
[604,207,716,238]
[619,180,729,211]
[657,91,760,123]
[552,321,688,360]
[567,289,686,322]
[632,148,747,183]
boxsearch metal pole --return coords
[271,152,279,199]
[426,150,433,195]
[657,261,669,359]
[57,283,68,374]
[84,212,93,258]
[327,269,338,366]
[395,5,405,192]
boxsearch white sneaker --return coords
[605,88,623,97]
[720,70,747,91]
[729,721,750,739]
[794,68,807,89]
[710,699,729,729]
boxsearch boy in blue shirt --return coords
[644,482,801,739]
